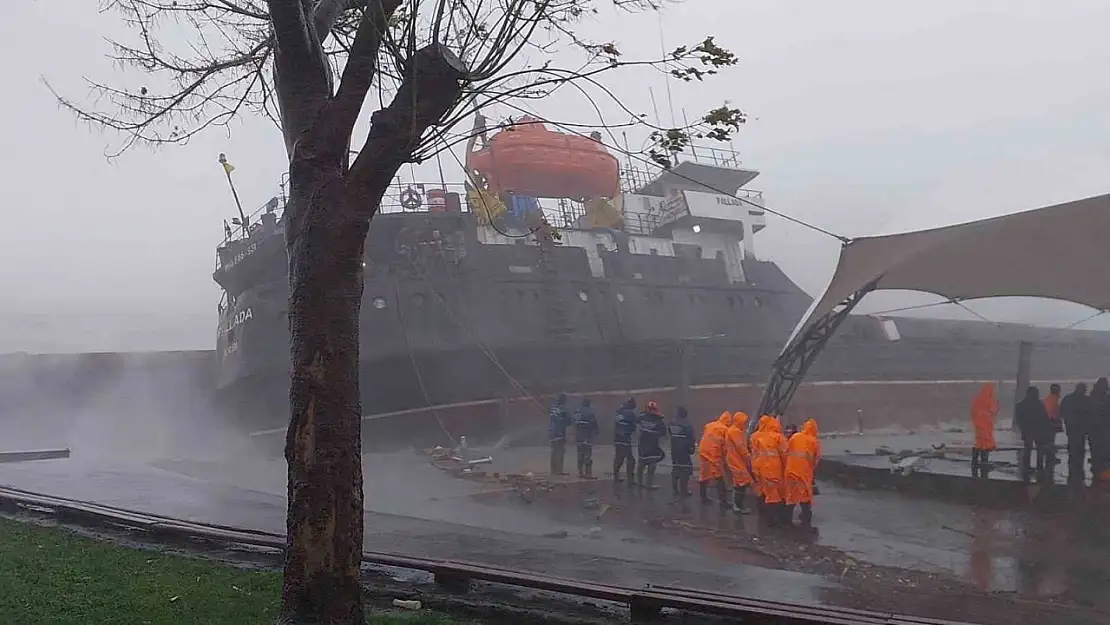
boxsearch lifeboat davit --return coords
[467,117,620,200]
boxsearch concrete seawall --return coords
[0,348,1097,453]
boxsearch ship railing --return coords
[618,142,750,193]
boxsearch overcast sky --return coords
[2,0,1109,353]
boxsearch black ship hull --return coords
[216,226,1110,432]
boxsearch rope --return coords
[393,278,457,445]
[407,255,547,412]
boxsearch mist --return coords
[1,0,1108,353]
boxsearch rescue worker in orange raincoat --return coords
[785,419,821,527]
[1044,383,1063,443]
[749,415,788,525]
[697,412,731,505]
[970,383,999,478]
[724,412,754,514]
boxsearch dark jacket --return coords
[637,410,666,453]
[548,394,570,442]
[1060,388,1090,438]
[1015,395,1052,444]
[1089,379,1110,476]
[667,407,695,459]
[614,399,638,446]
[574,399,598,445]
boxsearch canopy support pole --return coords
[755,280,878,428]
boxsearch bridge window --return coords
[372,297,387,310]
[578,291,589,302]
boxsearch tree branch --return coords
[346,42,468,217]
[325,0,403,144]
[267,0,333,154]
[312,0,356,43]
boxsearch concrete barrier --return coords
[0,448,71,463]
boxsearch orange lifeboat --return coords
[466,117,620,200]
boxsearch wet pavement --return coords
[0,446,827,605]
[2,435,1108,623]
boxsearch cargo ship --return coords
[210,115,1110,441]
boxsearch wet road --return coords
[0,448,827,604]
[4,435,1109,620]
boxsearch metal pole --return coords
[218,153,248,233]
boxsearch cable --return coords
[859,300,962,317]
[393,278,457,445]
[492,100,851,244]
[407,253,548,412]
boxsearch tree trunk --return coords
[280,163,370,625]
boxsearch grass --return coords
[0,516,477,625]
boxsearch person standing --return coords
[1060,382,1090,487]
[1088,378,1110,485]
[970,384,999,478]
[612,398,638,486]
[548,393,571,476]
[696,412,731,505]
[724,412,754,514]
[667,406,696,500]
[574,398,599,479]
[749,415,788,526]
[1015,386,1054,484]
[785,419,821,528]
[1044,384,1064,450]
[636,400,667,489]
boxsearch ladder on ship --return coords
[536,226,571,342]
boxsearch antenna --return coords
[648,88,662,128]
[657,11,677,128]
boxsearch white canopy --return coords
[787,193,1110,348]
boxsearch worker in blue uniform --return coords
[574,398,599,479]
[668,406,695,499]
[636,400,667,489]
[613,397,638,486]
[548,392,571,476]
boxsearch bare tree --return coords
[56,0,745,622]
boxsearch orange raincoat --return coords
[971,384,999,451]
[697,412,731,482]
[725,412,753,487]
[785,419,821,505]
[749,415,787,503]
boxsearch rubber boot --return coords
[799,503,813,528]
[699,480,713,504]
[584,462,594,479]
[626,457,636,488]
[733,486,751,515]
[672,473,681,500]
[646,464,658,490]
[784,504,796,527]
[716,479,728,508]
[680,475,691,498]
[635,463,645,489]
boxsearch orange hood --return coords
[975,383,996,403]
[731,412,749,430]
[756,415,778,433]
[802,419,818,437]
[717,411,733,428]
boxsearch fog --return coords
[2,0,1110,354]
